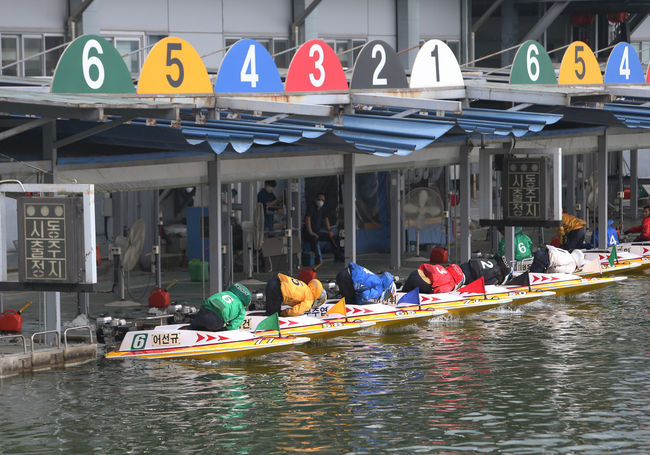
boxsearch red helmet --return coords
[446,264,464,286]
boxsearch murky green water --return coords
[2,275,649,454]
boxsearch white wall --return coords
[631,16,650,41]
[0,0,66,33]
[420,0,460,40]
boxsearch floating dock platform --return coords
[0,327,97,378]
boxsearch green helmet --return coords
[228,282,252,306]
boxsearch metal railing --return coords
[31,330,60,351]
[63,326,93,349]
[0,334,27,354]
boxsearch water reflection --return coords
[1,281,649,453]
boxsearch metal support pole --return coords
[154,189,162,289]
[479,148,493,221]
[597,134,608,249]
[390,170,401,269]
[286,184,293,274]
[208,159,223,294]
[223,183,233,288]
[42,119,60,334]
[505,226,515,264]
[459,145,472,262]
[565,155,576,213]
[343,153,356,264]
[630,149,638,219]
[242,182,254,278]
[618,151,624,230]
[552,148,562,222]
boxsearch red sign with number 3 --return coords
[285,40,348,92]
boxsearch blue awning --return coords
[604,103,650,129]
[329,114,456,157]
[326,107,562,155]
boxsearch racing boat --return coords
[307,300,446,329]
[582,249,650,273]
[240,311,375,339]
[459,285,556,308]
[105,324,309,360]
[393,291,511,317]
[506,272,627,296]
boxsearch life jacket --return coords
[418,263,456,293]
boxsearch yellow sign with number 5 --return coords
[137,37,213,94]
[558,41,603,85]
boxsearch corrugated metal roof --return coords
[131,117,329,154]
[603,103,650,129]
[329,114,455,157]
[328,107,562,155]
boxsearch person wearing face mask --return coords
[257,180,281,232]
[302,192,342,264]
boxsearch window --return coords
[45,36,64,76]
[325,39,365,70]
[225,37,293,69]
[273,38,290,69]
[1,35,18,76]
[23,36,44,76]
[114,38,140,74]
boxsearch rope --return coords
[0,40,71,71]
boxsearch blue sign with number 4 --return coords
[214,39,283,93]
[604,42,644,84]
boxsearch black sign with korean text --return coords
[502,157,546,222]
[17,197,84,283]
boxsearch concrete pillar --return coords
[396,0,420,71]
[390,170,401,269]
[597,134,608,249]
[630,149,638,218]
[208,159,223,294]
[459,145,472,262]
[343,153,356,264]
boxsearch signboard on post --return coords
[502,157,546,223]
[17,197,84,283]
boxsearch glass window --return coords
[24,36,44,76]
[45,36,64,76]
[336,40,351,69]
[352,39,365,67]
[1,36,19,76]
[146,34,166,57]
[273,38,290,69]
[115,38,140,73]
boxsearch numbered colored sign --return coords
[647,66,650,83]
[604,42,644,83]
[51,35,135,93]
[509,40,557,84]
[558,41,603,85]
[285,40,348,92]
[410,39,463,88]
[214,39,283,93]
[350,40,407,89]
[137,37,212,94]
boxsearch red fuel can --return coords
[429,246,449,264]
[0,310,22,332]
[148,287,171,308]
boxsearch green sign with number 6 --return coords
[51,35,135,93]
[510,40,556,84]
